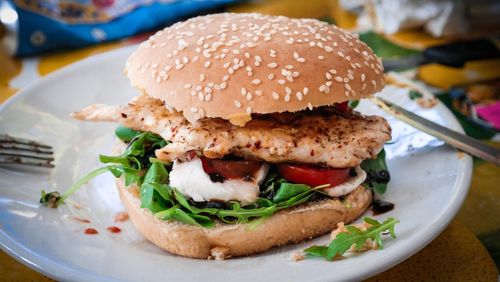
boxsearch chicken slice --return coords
[73,95,391,168]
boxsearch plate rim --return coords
[0,46,473,282]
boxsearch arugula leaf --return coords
[303,246,328,258]
[140,162,172,213]
[273,183,310,202]
[348,100,360,109]
[303,217,399,261]
[361,149,390,194]
[115,125,141,142]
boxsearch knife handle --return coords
[423,38,500,68]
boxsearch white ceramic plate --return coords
[0,46,472,282]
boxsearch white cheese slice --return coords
[322,166,367,197]
[169,158,269,205]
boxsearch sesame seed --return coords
[296,57,305,63]
[285,65,293,70]
[272,92,279,100]
[245,52,250,59]
[292,71,299,77]
[318,55,324,60]
[293,52,299,59]
[190,90,196,96]
[199,74,205,82]
[204,61,211,68]
[267,63,277,68]
[205,94,212,101]
[296,92,303,100]
[285,87,291,94]
[252,79,261,85]
[184,83,192,89]
[284,93,291,102]
[255,90,263,96]
[255,56,262,62]
[326,81,332,86]
[220,82,227,89]
[278,79,285,85]
[303,87,309,95]
[325,46,333,52]
[175,64,184,70]
[223,75,229,81]
[329,69,337,74]
[337,51,344,57]
[246,93,253,101]
[254,61,261,67]
[268,73,275,80]
[345,83,352,91]
[241,88,247,95]
[326,72,332,80]
[234,100,242,108]
[308,103,313,110]
[198,92,204,101]
[190,107,198,113]
[246,106,252,114]
[325,87,330,94]
[319,85,326,92]
[228,68,234,74]
[182,57,189,64]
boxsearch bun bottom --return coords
[117,178,372,259]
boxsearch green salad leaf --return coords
[304,217,399,260]
[361,149,390,194]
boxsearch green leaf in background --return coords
[358,31,420,59]
[409,90,423,100]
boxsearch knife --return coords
[371,97,500,165]
[382,38,500,71]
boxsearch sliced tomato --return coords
[334,101,350,112]
[200,156,262,179]
[277,164,350,187]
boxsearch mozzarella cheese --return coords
[322,166,367,197]
[169,158,269,205]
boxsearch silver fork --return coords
[0,134,54,168]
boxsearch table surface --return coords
[1,0,499,280]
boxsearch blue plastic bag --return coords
[1,0,239,56]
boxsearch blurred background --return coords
[1,0,499,280]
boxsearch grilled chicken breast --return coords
[73,95,391,168]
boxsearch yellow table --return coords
[1,0,499,280]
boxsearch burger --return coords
[72,13,391,259]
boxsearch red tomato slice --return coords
[277,164,350,187]
[334,101,350,112]
[200,156,262,179]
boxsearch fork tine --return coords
[0,155,55,168]
[0,134,52,150]
[0,143,53,155]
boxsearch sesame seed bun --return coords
[125,13,385,125]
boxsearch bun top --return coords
[125,13,385,125]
